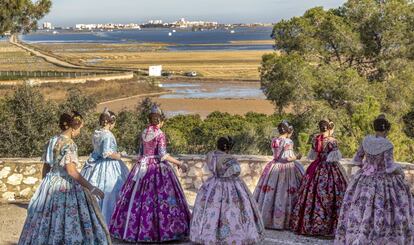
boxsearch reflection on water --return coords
[160,82,265,99]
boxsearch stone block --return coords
[23,165,38,176]
[240,163,250,177]
[187,168,198,177]
[194,179,203,190]
[0,166,11,179]
[19,188,32,198]
[23,177,38,185]
[0,181,7,192]
[195,162,204,168]
[2,192,15,201]
[7,174,23,186]
[185,178,193,184]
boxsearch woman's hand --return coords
[90,187,105,200]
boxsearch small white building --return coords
[149,65,162,77]
[43,22,53,30]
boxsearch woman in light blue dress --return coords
[19,111,111,245]
[81,108,129,225]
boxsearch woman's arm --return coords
[102,135,122,160]
[65,162,104,199]
[352,144,365,166]
[41,163,51,179]
[158,133,187,172]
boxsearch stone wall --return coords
[1,155,414,202]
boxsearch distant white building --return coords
[149,65,163,77]
[43,22,53,30]
[174,18,218,28]
[148,20,163,25]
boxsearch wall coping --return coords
[1,155,413,168]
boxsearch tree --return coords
[0,0,52,35]
[0,85,57,157]
[261,0,414,160]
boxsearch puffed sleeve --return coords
[384,147,402,174]
[60,142,79,167]
[158,133,170,161]
[326,140,342,162]
[280,139,296,161]
[102,133,116,159]
[222,157,241,178]
[42,136,59,165]
[352,144,365,166]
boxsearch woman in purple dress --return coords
[253,120,304,230]
[190,136,264,244]
[109,106,190,243]
[335,115,414,244]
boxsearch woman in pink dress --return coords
[190,136,264,244]
[109,106,191,243]
[290,119,348,236]
[253,120,304,230]
[335,115,414,244]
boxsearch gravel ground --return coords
[0,202,333,245]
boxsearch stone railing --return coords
[1,155,414,202]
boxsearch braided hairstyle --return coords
[99,108,116,126]
[318,119,335,133]
[278,120,293,134]
[59,111,83,130]
[373,114,391,132]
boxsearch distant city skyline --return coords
[42,0,346,27]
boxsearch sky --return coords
[42,0,347,26]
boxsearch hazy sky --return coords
[43,0,346,26]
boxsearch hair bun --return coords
[377,114,386,120]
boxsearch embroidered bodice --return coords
[353,135,401,176]
[205,151,241,178]
[272,137,296,163]
[42,135,79,174]
[89,129,118,161]
[138,126,169,160]
[307,135,342,162]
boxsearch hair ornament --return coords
[150,105,162,115]
[103,107,110,116]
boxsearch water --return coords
[21,27,274,51]
[159,81,265,99]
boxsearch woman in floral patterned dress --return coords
[253,120,304,230]
[335,115,414,245]
[18,112,111,245]
[190,136,264,245]
[109,106,191,243]
[290,119,348,236]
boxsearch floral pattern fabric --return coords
[190,150,264,245]
[109,126,191,242]
[18,135,111,245]
[335,136,414,245]
[253,137,304,230]
[290,135,348,236]
[81,129,129,226]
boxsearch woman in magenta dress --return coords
[335,115,414,244]
[290,119,348,236]
[253,120,304,230]
[109,106,190,243]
